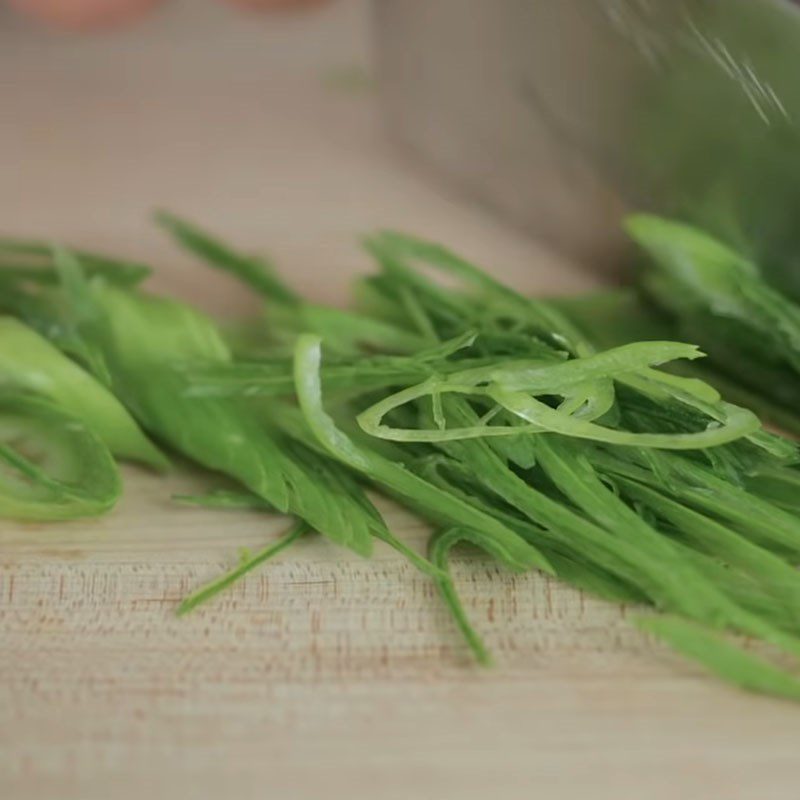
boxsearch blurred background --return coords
[0,0,586,314]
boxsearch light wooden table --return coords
[2,3,800,799]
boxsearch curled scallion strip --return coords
[0,391,121,520]
[492,386,759,450]
[429,528,493,666]
[0,315,167,469]
[357,340,758,449]
[293,334,554,576]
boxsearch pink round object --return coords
[7,0,164,31]
[221,0,330,10]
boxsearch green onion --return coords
[3,213,800,701]
[176,521,309,616]
[0,316,166,469]
[0,391,121,520]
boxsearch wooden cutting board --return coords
[2,3,800,799]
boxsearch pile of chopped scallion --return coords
[4,211,800,701]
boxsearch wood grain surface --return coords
[2,3,800,799]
